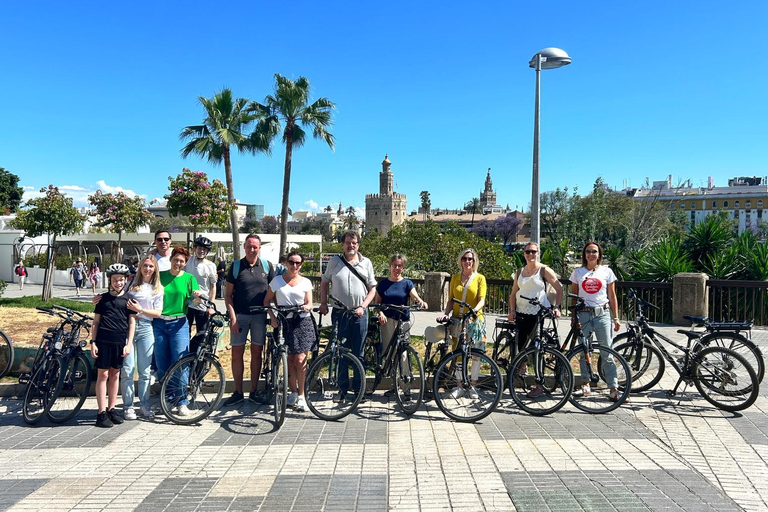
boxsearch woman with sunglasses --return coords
[264,251,315,412]
[437,248,487,399]
[569,242,621,401]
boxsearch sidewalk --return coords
[1,285,767,511]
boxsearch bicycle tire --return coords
[273,350,288,428]
[693,346,758,412]
[23,355,61,424]
[508,346,574,416]
[48,352,92,423]
[613,334,666,393]
[394,345,424,415]
[432,349,502,423]
[304,350,365,421]
[160,354,225,425]
[567,345,631,414]
[363,335,382,395]
[0,330,13,379]
[695,332,764,384]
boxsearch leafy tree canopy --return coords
[12,185,84,238]
[0,167,24,214]
[164,168,231,231]
[88,189,152,234]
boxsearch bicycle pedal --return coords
[18,374,30,385]
[666,390,677,397]
[323,392,334,399]
[73,371,83,379]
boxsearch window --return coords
[690,211,695,222]
[735,200,740,208]
[680,202,685,209]
[734,210,739,218]
[723,200,729,208]
[758,200,763,208]
[758,210,763,220]
[712,200,717,208]
[691,201,696,209]
[746,200,752,208]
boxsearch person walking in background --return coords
[89,261,101,293]
[14,260,27,290]
[70,259,87,297]
[216,257,227,299]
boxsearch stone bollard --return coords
[424,272,451,312]
[672,272,708,325]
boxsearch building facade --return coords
[480,168,502,214]
[365,155,407,236]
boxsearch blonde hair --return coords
[457,248,480,273]
[131,254,164,296]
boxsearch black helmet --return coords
[194,236,213,250]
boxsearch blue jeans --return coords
[121,318,154,409]
[153,317,190,405]
[333,309,367,394]
[577,311,618,388]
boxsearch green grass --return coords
[0,296,95,313]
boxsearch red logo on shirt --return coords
[582,278,602,294]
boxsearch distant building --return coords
[148,201,264,230]
[365,155,407,236]
[480,168,503,214]
[633,175,768,233]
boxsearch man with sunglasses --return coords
[153,230,173,271]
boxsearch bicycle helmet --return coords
[194,236,213,250]
[106,263,130,277]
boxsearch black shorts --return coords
[93,341,125,370]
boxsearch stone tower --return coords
[480,168,497,208]
[365,155,407,236]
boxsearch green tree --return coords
[464,197,481,227]
[0,168,24,214]
[12,185,85,300]
[343,206,360,231]
[251,74,335,256]
[261,215,279,234]
[180,88,272,261]
[164,168,231,239]
[419,191,431,221]
[88,189,152,262]
[239,217,262,234]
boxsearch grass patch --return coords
[0,296,95,313]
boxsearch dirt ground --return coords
[0,307,55,347]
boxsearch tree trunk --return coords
[223,148,241,261]
[279,132,294,257]
[42,234,57,301]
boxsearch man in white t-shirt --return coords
[153,230,172,271]
[185,236,217,338]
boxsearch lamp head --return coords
[529,47,571,69]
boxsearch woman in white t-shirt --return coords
[568,242,621,401]
[264,251,316,412]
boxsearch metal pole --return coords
[531,53,542,244]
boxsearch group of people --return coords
[69,260,103,296]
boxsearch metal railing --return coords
[616,281,674,324]
[708,279,768,324]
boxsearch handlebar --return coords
[450,298,478,319]
[368,303,424,312]
[626,289,659,310]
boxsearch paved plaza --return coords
[0,284,767,511]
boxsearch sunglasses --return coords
[525,250,538,255]
[156,237,170,242]
[585,250,599,254]
[461,257,474,262]
[287,260,302,266]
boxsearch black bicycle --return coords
[507,297,574,416]
[250,304,297,429]
[616,291,759,412]
[490,317,518,389]
[21,305,93,424]
[422,319,450,402]
[160,299,226,425]
[364,303,425,415]
[432,299,503,422]
[0,329,13,379]
[304,295,366,421]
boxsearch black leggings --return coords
[515,312,538,352]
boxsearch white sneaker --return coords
[139,406,154,419]
[287,392,298,407]
[294,395,307,412]
[149,370,158,387]
[449,386,465,399]
[124,407,137,420]
[467,388,479,400]
[177,404,190,416]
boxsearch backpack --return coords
[232,257,272,280]
[515,265,559,307]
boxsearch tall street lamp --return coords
[530,47,571,244]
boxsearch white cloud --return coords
[354,207,365,219]
[95,180,143,198]
[303,199,319,212]
[19,181,147,208]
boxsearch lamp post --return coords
[530,47,571,244]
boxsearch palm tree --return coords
[420,191,431,221]
[180,88,271,261]
[251,74,335,256]
[465,197,482,227]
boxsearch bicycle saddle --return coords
[683,315,708,324]
[676,329,704,341]
[425,325,447,343]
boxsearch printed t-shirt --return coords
[569,265,617,308]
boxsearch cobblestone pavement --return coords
[1,289,767,510]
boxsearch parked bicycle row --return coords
[13,234,763,428]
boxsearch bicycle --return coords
[160,298,226,425]
[490,317,517,389]
[507,297,575,416]
[0,329,13,379]
[615,290,759,412]
[364,303,425,415]
[432,299,503,422]
[304,295,366,421]
[249,304,298,429]
[422,319,450,402]
[548,294,632,414]
[20,305,93,424]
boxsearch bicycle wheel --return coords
[160,354,225,425]
[394,345,424,415]
[305,350,365,421]
[693,346,758,412]
[23,356,61,424]
[432,350,502,422]
[508,346,574,416]
[0,330,13,379]
[493,331,515,388]
[48,352,92,423]
[567,345,631,414]
[696,332,764,384]
[613,335,665,392]
[273,350,288,427]
[363,336,382,395]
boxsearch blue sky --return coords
[2,1,766,219]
